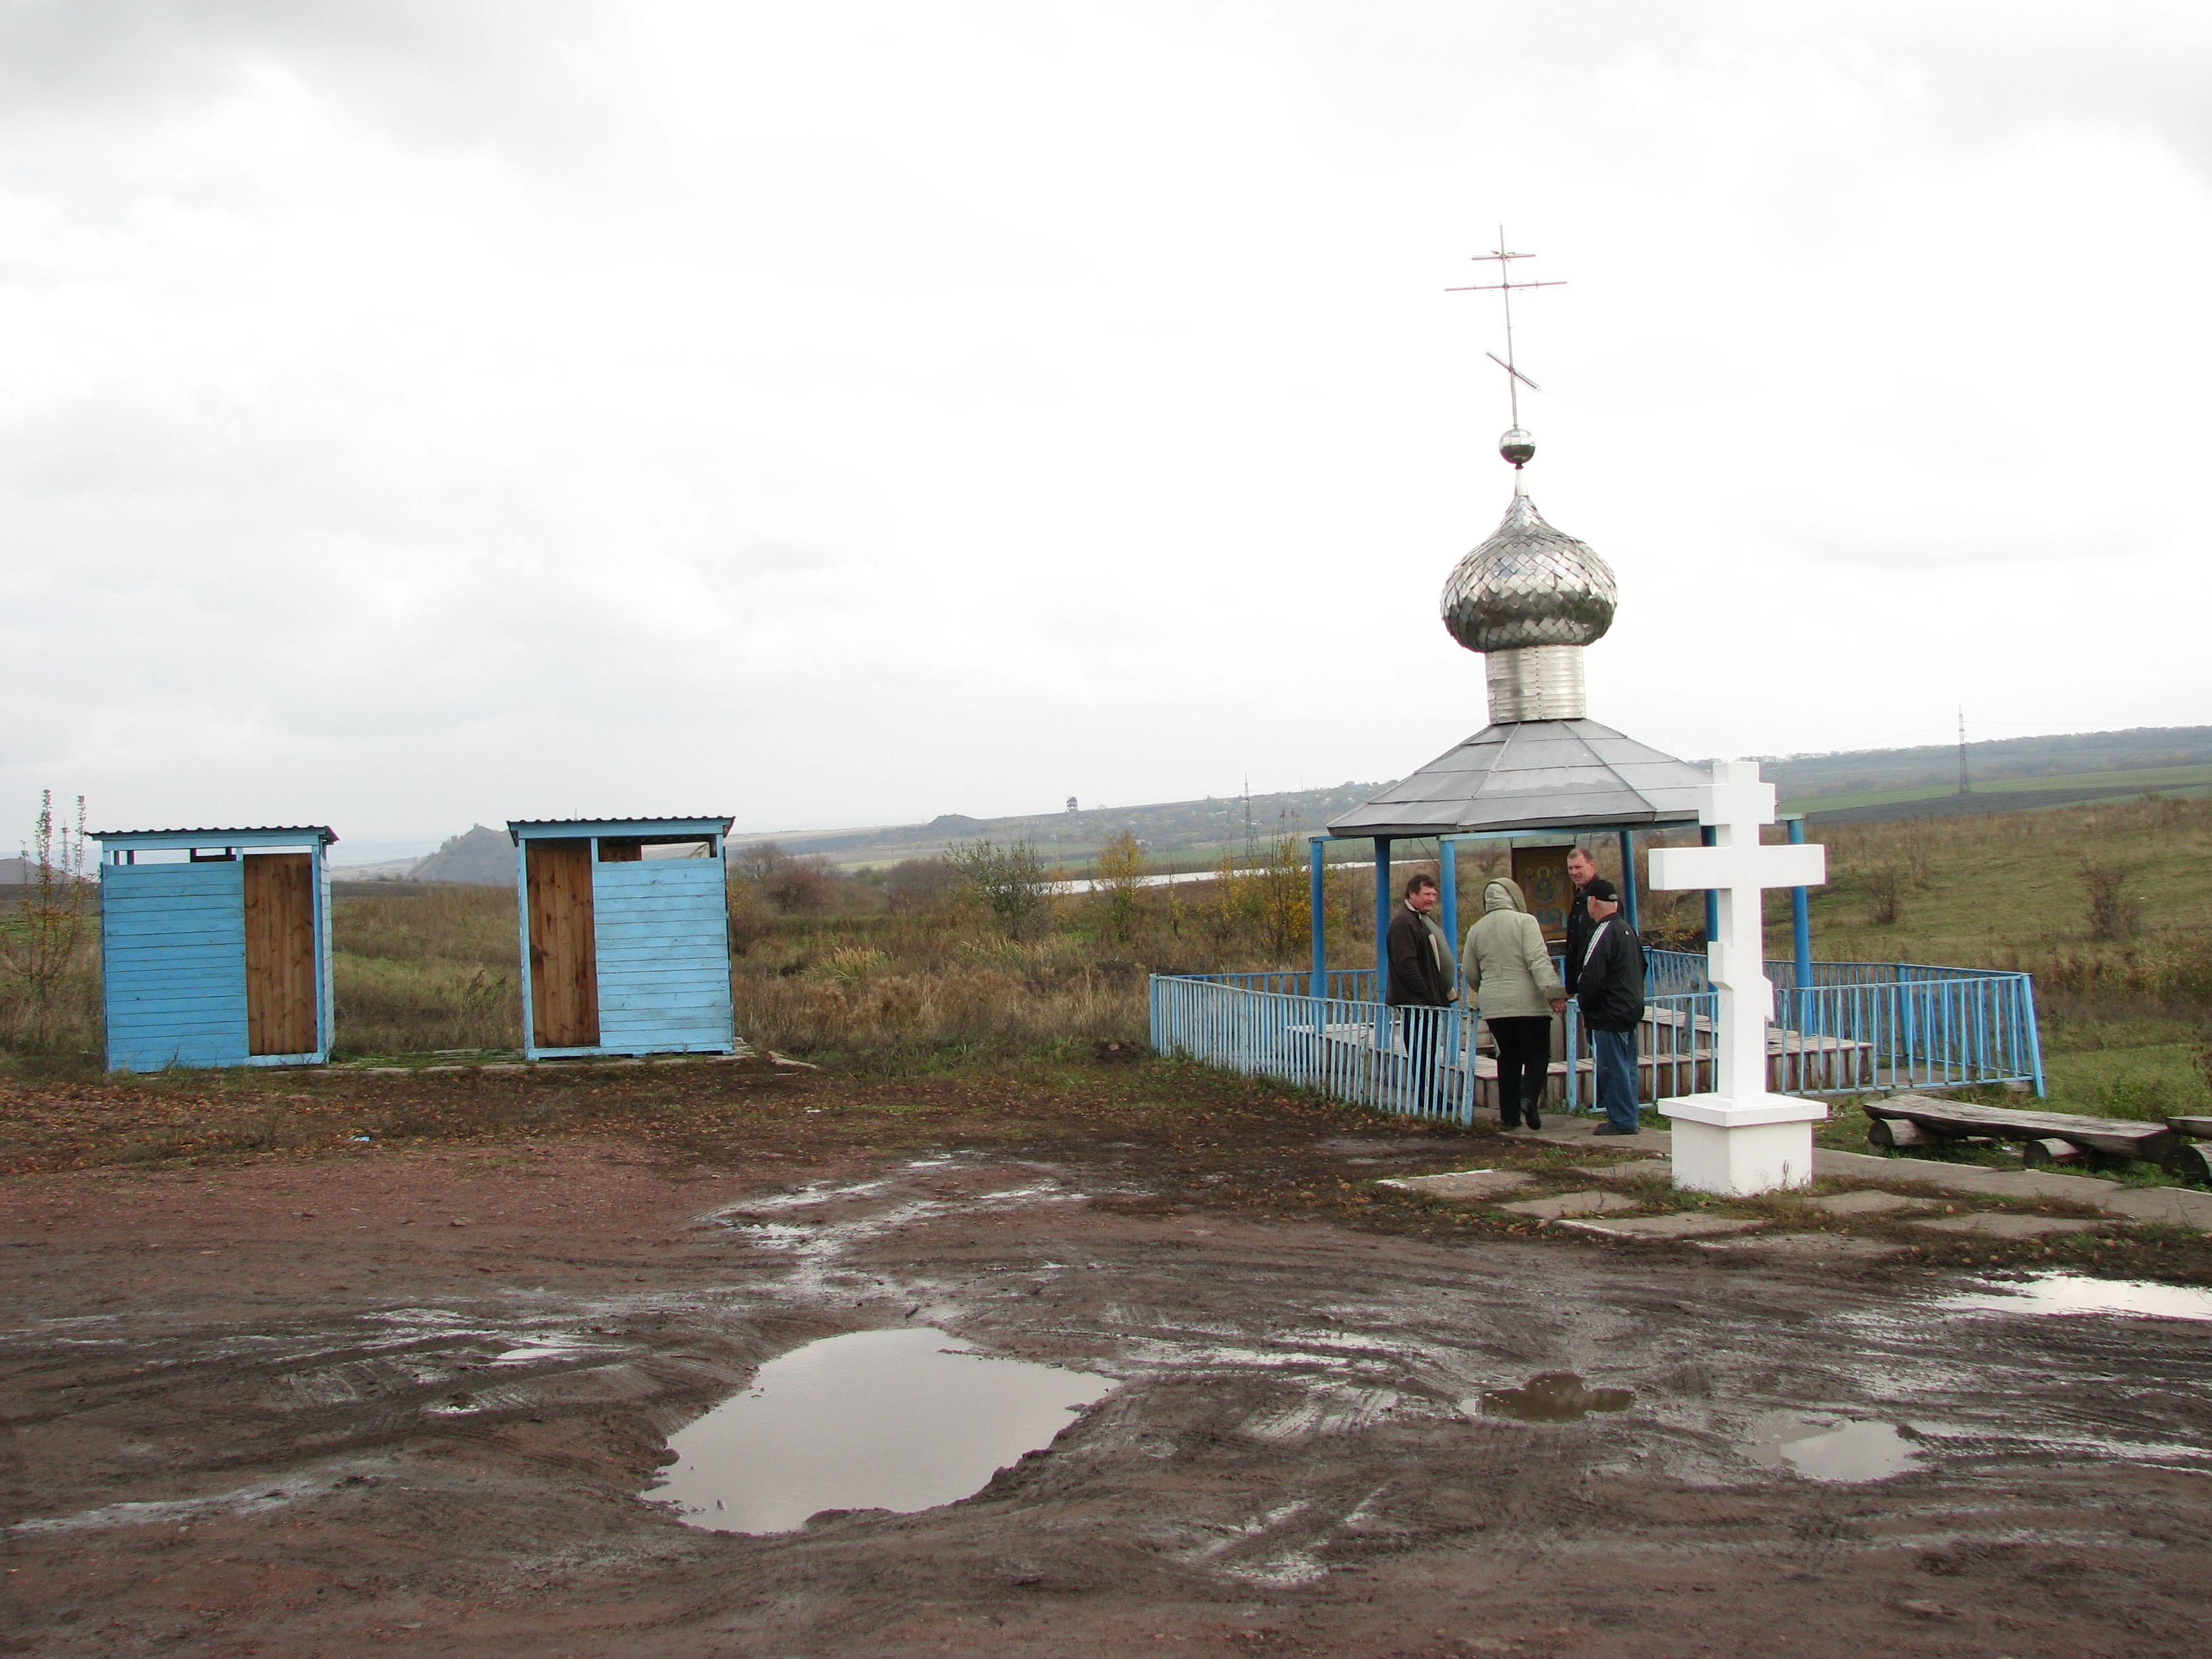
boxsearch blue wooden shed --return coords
[91,825,336,1073]
[508,817,736,1061]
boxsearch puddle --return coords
[1742,1413,1922,1482]
[1477,1372,1633,1422]
[1940,1273,2212,1323]
[644,1327,1117,1534]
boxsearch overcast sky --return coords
[3,1,2208,858]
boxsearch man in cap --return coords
[1573,876,1645,1135]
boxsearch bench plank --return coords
[1866,1094,2173,1159]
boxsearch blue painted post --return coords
[1700,823,1718,943]
[514,833,535,1051]
[1616,827,1639,933]
[1373,837,1393,1050]
[2022,975,2047,1097]
[1786,815,1811,1032]
[1439,836,1459,996]
[1309,837,1328,1000]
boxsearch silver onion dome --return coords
[1439,492,1617,653]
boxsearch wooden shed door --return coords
[244,853,318,1056]
[527,840,600,1048]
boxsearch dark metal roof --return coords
[89,825,338,844]
[1327,719,1709,839]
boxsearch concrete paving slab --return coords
[1816,1147,2119,1204]
[1515,1118,1670,1147]
[1559,1212,1769,1240]
[1572,1160,1675,1183]
[2097,1185,2212,1228]
[1808,1189,1940,1216]
[1375,1170,1533,1202]
[1911,1213,2110,1240]
[1499,1189,1643,1220]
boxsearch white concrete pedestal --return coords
[1658,1093,1826,1195]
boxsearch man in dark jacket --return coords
[1573,877,1645,1134]
[1561,845,1599,994]
[1386,873,1455,1108]
[1385,874,1454,1008]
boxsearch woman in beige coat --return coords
[1463,877,1568,1130]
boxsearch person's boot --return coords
[1499,1107,1521,1129]
[1525,1101,1542,1133]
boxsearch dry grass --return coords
[330,885,520,1057]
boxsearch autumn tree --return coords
[1092,832,1148,941]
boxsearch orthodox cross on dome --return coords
[1645,760,1831,1185]
[1448,226,1566,470]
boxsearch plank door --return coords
[244,853,318,1056]
[527,840,600,1048]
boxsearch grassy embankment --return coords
[3,796,2207,1129]
[1780,761,2212,818]
[1794,794,2211,1122]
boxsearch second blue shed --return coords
[508,817,736,1061]
[92,825,336,1073]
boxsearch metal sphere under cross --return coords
[1645,761,1830,1194]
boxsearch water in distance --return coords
[646,1326,1117,1534]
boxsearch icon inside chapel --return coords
[1511,846,1575,943]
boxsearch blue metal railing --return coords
[1153,949,2043,1118]
[1149,977,1729,1124]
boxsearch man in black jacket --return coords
[1386,874,1455,1107]
[1573,877,1645,1134]
[1561,845,1599,994]
[1385,874,1454,1008]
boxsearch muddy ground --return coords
[3,1058,2210,1658]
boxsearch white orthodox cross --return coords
[1645,761,1826,1105]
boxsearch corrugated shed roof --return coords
[506,816,733,842]
[89,825,338,844]
[1328,719,1709,838]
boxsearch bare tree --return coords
[1,792,91,1028]
[948,838,1051,939]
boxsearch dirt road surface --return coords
[3,1063,2209,1656]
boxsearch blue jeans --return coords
[1592,1028,1640,1130]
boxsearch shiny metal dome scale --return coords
[1439,492,1617,653]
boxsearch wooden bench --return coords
[1865,1094,2175,1169]
[2167,1117,2212,1183]
[1633,1007,1874,1093]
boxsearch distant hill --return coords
[748,781,1396,874]
[1758,726,2212,825]
[1760,726,2212,802]
[744,725,2212,867]
[409,825,514,886]
[308,726,2212,889]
